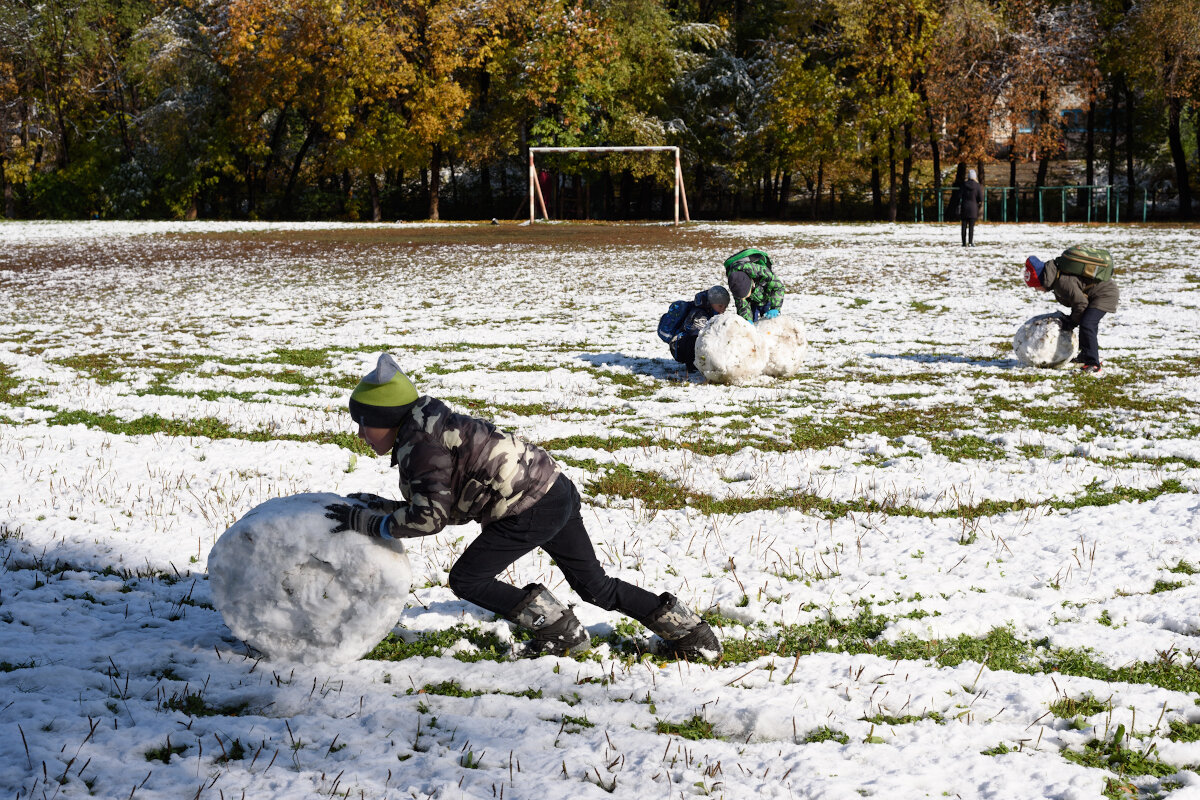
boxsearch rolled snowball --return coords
[1013,312,1079,368]
[208,493,412,665]
[757,314,808,377]
[695,312,769,384]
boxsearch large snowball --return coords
[1013,312,1079,368]
[695,312,769,384]
[208,493,412,665]
[757,315,808,377]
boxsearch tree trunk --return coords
[428,144,441,220]
[918,75,941,196]
[369,173,381,221]
[901,123,913,219]
[814,159,824,220]
[1107,77,1119,187]
[1009,129,1018,219]
[283,121,317,217]
[1124,83,1135,216]
[887,132,898,222]
[480,165,492,218]
[1085,99,1095,189]
[779,172,791,219]
[1167,96,1192,220]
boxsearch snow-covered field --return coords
[1,219,1199,799]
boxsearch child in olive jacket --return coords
[324,354,722,660]
[1024,247,1120,373]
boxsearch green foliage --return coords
[1048,694,1111,720]
[803,726,850,744]
[1060,724,1177,778]
[144,739,188,763]
[414,680,483,698]
[365,625,511,663]
[161,689,248,718]
[655,714,716,740]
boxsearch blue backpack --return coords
[657,300,692,344]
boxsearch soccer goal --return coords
[528,146,691,224]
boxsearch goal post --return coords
[528,146,691,225]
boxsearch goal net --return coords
[527,146,691,224]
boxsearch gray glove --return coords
[324,503,392,539]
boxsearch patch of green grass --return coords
[981,743,1013,756]
[272,347,332,367]
[40,409,374,454]
[162,690,248,718]
[584,460,1189,520]
[861,712,944,726]
[803,726,850,744]
[1168,560,1200,575]
[144,740,188,763]
[710,612,1200,693]
[1061,724,1176,778]
[1049,694,1111,719]
[365,625,511,663]
[0,363,38,404]
[929,435,1006,461]
[414,680,483,698]
[1151,580,1186,594]
[655,714,717,740]
[1166,718,1200,742]
[214,738,247,763]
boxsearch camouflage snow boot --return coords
[643,593,722,662]
[508,584,589,658]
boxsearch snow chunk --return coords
[208,493,412,665]
[694,312,768,384]
[1013,313,1079,368]
[756,314,808,377]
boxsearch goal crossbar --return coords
[528,146,690,224]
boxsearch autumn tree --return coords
[1127,0,1200,219]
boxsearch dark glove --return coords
[346,492,400,514]
[325,503,392,539]
[1059,316,1077,332]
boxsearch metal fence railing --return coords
[915,185,1152,223]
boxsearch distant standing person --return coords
[959,169,984,247]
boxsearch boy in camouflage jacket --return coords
[324,354,721,660]
[724,247,785,322]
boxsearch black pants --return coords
[671,334,699,371]
[1077,307,1107,366]
[447,474,661,620]
[961,218,976,245]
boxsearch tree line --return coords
[1,0,1198,222]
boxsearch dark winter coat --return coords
[724,261,785,321]
[666,290,723,352]
[959,179,983,221]
[1043,259,1120,323]
[382,397,560,537]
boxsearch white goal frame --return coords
[528,146,691,224]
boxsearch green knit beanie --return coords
[348,354,418,428]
